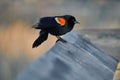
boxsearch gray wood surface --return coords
[17,31,118,80]
[78,29,120,60]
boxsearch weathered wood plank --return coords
[17,31,118,80]
[78,29,120,60]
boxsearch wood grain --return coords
[17,31,118,80]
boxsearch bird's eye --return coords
[72,19,75,21]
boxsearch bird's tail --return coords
[32,30,48,48]
[32,22,40,29]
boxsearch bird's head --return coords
[63,15,79,26]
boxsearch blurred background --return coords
[0,0,120,80]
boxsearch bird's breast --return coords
[47,26,72,36]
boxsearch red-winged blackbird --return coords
[32,15,79,48]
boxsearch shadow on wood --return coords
[17,31,118,80]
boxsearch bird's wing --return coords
[32,30,48,48]
[37,17,59,29]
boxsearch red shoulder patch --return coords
[55,17,66,26]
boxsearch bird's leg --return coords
[56,36,67,43]
[56,36,62,39]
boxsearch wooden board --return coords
[17,31,118,80]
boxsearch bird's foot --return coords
[56,36,67,43]
[56,38,67,43]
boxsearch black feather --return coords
[32,30,48,48]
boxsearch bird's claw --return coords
[56,38,67,43]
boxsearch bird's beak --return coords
[74,21,80,24]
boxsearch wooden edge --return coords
[114,62,120,80]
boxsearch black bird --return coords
[32,15,79,48]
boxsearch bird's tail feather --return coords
[32,23,40,29]
[32,30,48,48]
